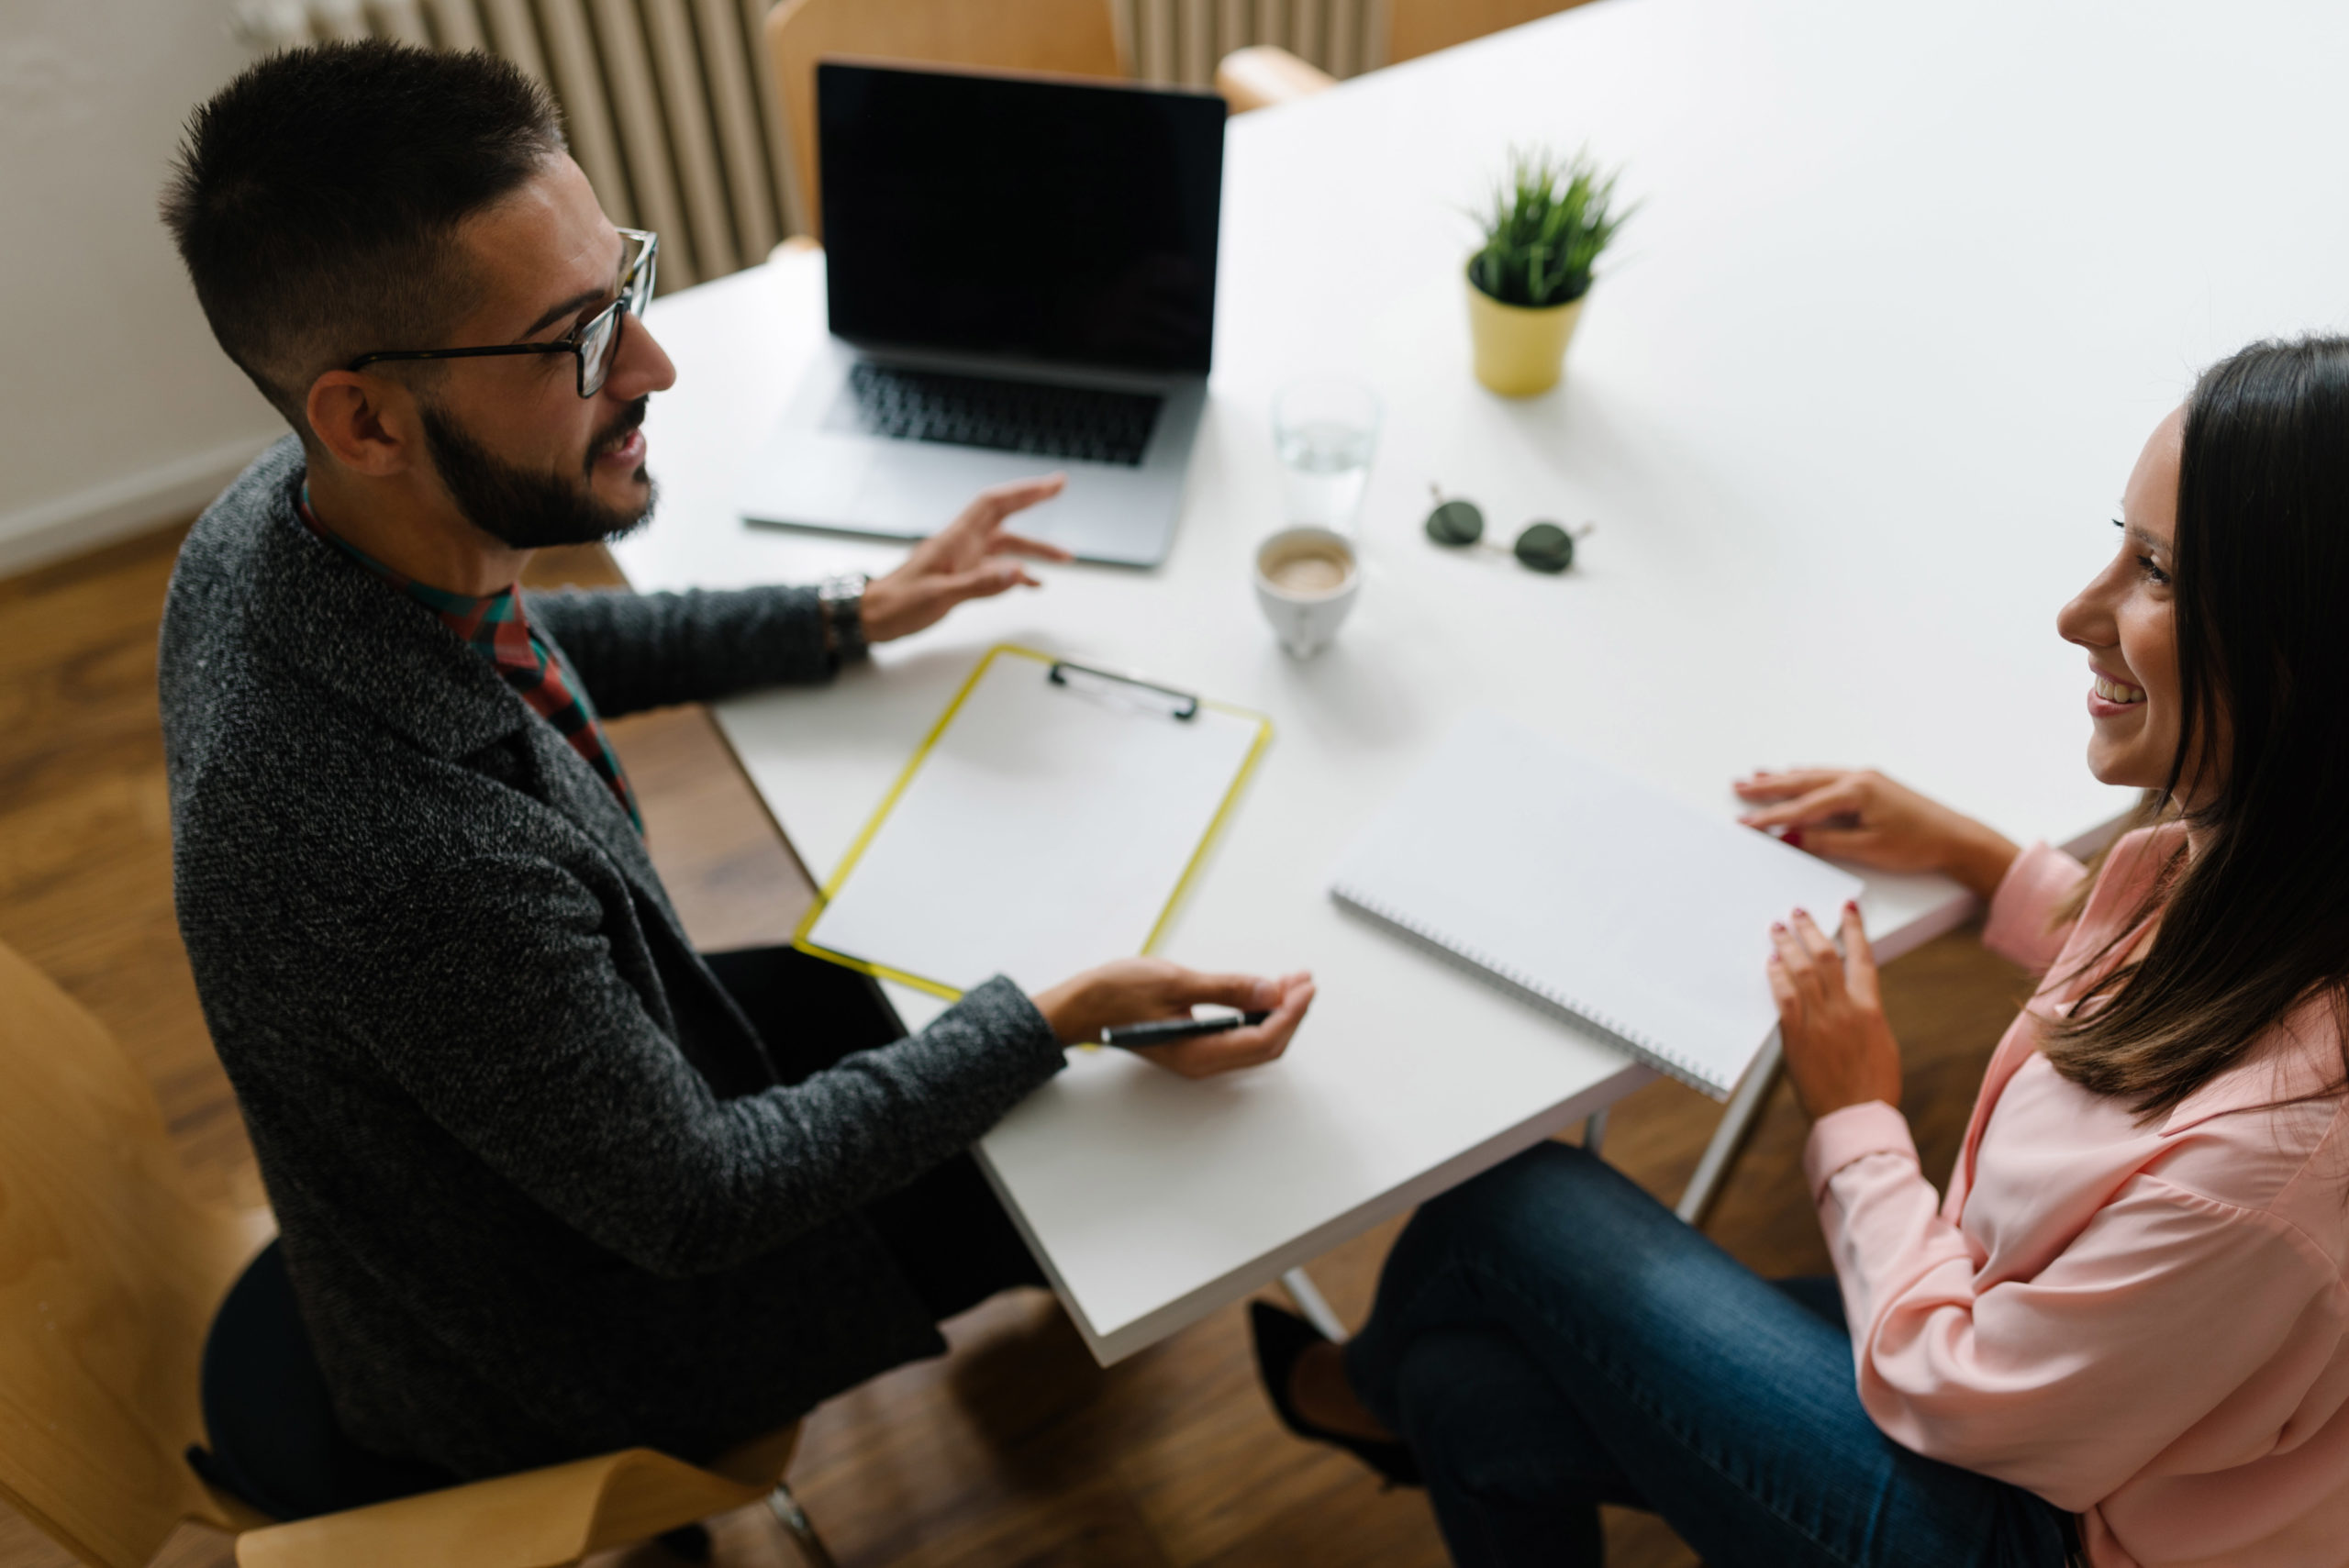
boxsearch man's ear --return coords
[306,370,422,478]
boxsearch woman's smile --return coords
[2088,662,2147,717]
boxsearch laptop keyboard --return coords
[843,362,1162,467]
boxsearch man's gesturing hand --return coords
[1031,959,1316,1080]
[860,474,1076,643]
[1766,903,1902,1120]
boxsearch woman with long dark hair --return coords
[1252,336,2349,1566]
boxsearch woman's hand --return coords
[1767,903,1902,1119]
[860,474,1076,643]
[1733,767,2021,901]
[1031,959,1316,1079]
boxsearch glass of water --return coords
[1273,377,1381,535]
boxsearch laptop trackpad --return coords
[740,430,876,529]
[852,448,1070,540]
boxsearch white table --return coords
[617,0,2349,1362]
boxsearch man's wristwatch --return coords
[817,572,871,663]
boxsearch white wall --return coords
[0,0,284,575]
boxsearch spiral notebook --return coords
[1328,713,1864,1098]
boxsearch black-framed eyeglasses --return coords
[346,228,658,399]
[1424,484,1593,573]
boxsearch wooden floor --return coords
[0,524,2035,1568]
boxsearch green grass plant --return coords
[1468,146,1632,309]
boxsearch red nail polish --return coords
[1793,906,1809,919]
[1783,828,1806,850]
[1844,899,1860,914]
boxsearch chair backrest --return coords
[763,0,1127,239]
[1389,0,1595,65]
[0,940,269,1567]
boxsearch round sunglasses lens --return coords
[1426,499,1486,546]
[1513,521,1575,573]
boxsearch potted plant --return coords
[1465,147,1631,396]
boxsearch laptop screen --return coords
[818,62,1226,376]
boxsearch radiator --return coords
[1117,0,1389,87]
[232,0,1381,288]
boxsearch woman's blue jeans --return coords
[1342,1142,2074,1567]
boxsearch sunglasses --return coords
[1423,486,1592,573]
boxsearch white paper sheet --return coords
[804,650,1268,996]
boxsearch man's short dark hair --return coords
[161,41,566,437]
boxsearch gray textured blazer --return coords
[159,438,1065,1478]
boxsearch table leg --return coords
[1280,1267,1349,1342]
[1674,1038,1781,1226]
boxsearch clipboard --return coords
[793,644,1274,1000]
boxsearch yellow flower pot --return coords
[1465,272,1586,397]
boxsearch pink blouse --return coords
[1805,826,2349,1568]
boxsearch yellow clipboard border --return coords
[790,643,1275,1001]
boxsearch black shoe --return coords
[656,1521,714,1561]
[1249,1301,1421,1487]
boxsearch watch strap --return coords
[818,572,870,663]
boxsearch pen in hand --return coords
[1101,1011,1273,1049]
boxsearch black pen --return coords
[1101,1011,1271,1049]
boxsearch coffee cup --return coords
[1254,527,1360,658]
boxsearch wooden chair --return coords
[1217,0,1598,112]
[0,937,832,1568]
[1213,45,1339,114]
[762,0,1128,238]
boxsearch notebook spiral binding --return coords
[1328,882,1724,1098]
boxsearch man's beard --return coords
[419,396,656,550]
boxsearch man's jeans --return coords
[1343,1142,2074,1567]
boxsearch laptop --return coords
[736,61,1228,568]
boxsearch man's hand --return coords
[1734,767,2021,901]
[1031,958,1316,1080]
[1766,903,1903,1119]
[860,474,1076,643]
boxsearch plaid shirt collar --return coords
[295,486,643,834]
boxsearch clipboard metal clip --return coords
[1047,660,1200,721]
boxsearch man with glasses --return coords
[155,40,1312,1522]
